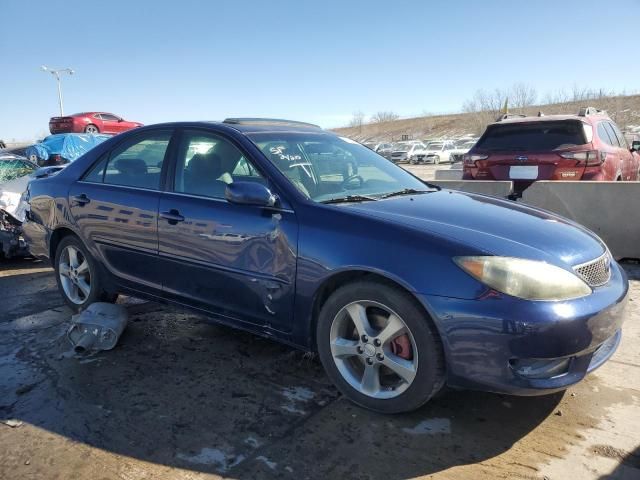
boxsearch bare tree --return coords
[348,111,365,131]
[370,111,400,123]
[511,83,537,112]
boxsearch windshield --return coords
[476,121,588,151]
[393,143,411,151]
[0,159,36,183]
[428,143,444,150]
[248,133,429,203]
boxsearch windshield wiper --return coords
[380,188,439,199]
[320,195,378,204]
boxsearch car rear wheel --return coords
[84,124,99,134]
[316,280,445,413]
[54,236,116,312]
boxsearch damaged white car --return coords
[0,154,62,258]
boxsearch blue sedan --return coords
[23,118,628,413]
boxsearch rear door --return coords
[608,122,633,180]
[69,129,174,294]
[157,128,298,333]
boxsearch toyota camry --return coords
[23,118,628,413]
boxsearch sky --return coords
[1,0,639,141]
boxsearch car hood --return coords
[345,190,605,267]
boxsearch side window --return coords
[609,123,627,148]
[603,123,621,147]
[101,114,119,121]
[82,153,109,183]
[597,123,616,147]
[103,131,171,189]
[174,130,265,199]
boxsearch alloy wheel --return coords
[329,300,418,399]
[85,125,99,134]
[58,245,91,304]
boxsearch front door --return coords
[157,129,298,333]
[69,129,173,294]
[99,113,121,134]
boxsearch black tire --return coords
[84,124,99,134]
[316,280,445,414]
[54,235,117,312]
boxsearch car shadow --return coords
[2,302,563,479]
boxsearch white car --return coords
[449,140,478,164]
[423,141,458,164]
[390,142,425,163]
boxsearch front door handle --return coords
[71,194,90,206]
[160,209,185,225]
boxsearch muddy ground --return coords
[0,258,638,480]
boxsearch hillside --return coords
[333,94,640,142]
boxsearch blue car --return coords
[25,133,111,166]
[23,119,628,413]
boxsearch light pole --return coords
[41,65,74,117]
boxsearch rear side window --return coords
[476,121,587,151]
[101,131,171,189]
[608,122,627,148]
[597,122,617,147]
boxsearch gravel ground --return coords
[0,258,639,480]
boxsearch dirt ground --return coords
[1,257,639,480]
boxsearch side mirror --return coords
[631,140,640,152]
[225,181,278,208]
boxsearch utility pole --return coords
[41,65,74,116]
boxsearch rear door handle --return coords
[160,209,185,225]
[71,194,90,206]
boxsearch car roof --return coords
[131,119,333,136]
[490,114,603,126]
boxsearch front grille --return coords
[573,252,611,287]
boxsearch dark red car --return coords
[463,108,640,193]
[49,112,143,135]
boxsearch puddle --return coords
[176,447,245,472]
[256,456,278,470]
[280,386,315,414]
[402,418,451,435]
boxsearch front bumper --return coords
[418,260,629,395]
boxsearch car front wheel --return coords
[316,280,445,413]
[54,236,116,311]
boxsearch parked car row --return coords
[364,138,478,165]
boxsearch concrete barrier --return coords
[434,169,463,180]
[520,181,640,260]
[430,180,514,198]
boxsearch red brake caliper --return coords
[390,334,413,360]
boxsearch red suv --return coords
[49,112,143,135]
[463,108,640,192]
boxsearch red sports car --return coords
[49,112,143,135]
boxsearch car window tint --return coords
[476,121,587,151]
[602,123,621,147]
[609,123,627,148]
[174,130,265,199]
[101,114,119,121]
[83,153,109,183]
[103,131,170,189]
[597,122,616,147]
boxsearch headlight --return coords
[454,256,591,301]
